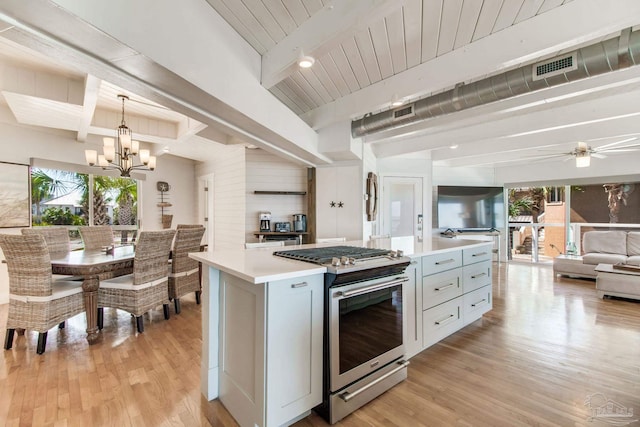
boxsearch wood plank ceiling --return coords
[205,0,571,117]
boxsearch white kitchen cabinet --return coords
[417,243,493,352]
[266,275,324,427]
[403,256,422,359]
[218,272,324,427]
[315,165,362,240]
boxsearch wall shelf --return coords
[254,191,306,195]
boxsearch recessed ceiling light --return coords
[297,48,315,68]
[163,146,170,153]
[298,55,315,68]
[450,144,459,149]
[391,94,403,107]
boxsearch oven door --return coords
[329,275,408,392]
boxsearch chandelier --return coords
[85,94,156,177]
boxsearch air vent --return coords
[393,104,415,120]
[532,52,578,81]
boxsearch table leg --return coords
[82,275,101,344]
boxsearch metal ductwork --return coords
[352,28,640,138]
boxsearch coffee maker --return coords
[293,214,306,232]
[259,212,272,232]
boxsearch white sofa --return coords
[553,231,640,279]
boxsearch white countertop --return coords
[190,236,492,284]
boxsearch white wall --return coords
[195,145,246,250]
[0,119,198,303]
[245,149,307,243]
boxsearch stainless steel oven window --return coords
[338,285,402,373]
[329,276,407,392]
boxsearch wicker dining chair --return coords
[21,227,79,281]
[97,229,175,333]
[169,227,205,313]
[78,225,114,250]
[0,234,85,354]
[21,227,71,254]
[176,224,204,229]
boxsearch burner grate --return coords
[273,246,390,265]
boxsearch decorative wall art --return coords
[0,162,30,228]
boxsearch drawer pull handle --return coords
[434,283,455,292]
[472,252,488,257]
[339,360,410,402]
[291,282,308,289]
[435,259,455,265]
[435,314,456,326]
[471,272,487,279]
[471,298,487,307]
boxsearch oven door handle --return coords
[337,277,409,298]
[339,360,410,402]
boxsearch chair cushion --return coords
[582,253,628,266]
[582,231,627,254]
[627,232,640,256]
[100,274,167,291]
[9,280,83,303]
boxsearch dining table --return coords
[50,245,135,344]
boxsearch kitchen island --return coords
[190,236,493,427]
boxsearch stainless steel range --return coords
[274,246,411,424]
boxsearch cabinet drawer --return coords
[462,246,492,265]
[422,250,462,275]
[422,297,463,348]
[463,261,491,293]
[463,285,492,326]
[422,269,462,310]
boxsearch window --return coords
[31,167,139,244]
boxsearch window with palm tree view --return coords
[31,168,138,246]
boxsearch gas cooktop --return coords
[273,245,409,274]
[273,246,390,264]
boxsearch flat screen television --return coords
[437,186,505,230]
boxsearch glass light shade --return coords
[85,150,97,166]
[98,155,109,168]
[103,137,115,147]
[103,145,115,162]
[139,149,150,165]
[148,156,157,170]
[575,154,591,168]
[131,140,139,155]
[119,128,132,149]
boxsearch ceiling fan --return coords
[532,137,640,167]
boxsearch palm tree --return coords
[112,177,138,242]
[31,168,81,225]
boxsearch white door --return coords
[381,177,423,240]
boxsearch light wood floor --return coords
[1,263,639,426]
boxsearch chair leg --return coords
[97,308,104,330]
[58,322,65,329]
[4,329,15,350]
[195,290,201,305]
[36,332,48,355]
[174,298,181,314]
[136,316,144,333]
[163,304,170,320]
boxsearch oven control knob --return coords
[349,257,356,265]
[397,250,404,257]
[340,256,350,265]
[332,257,341,267]
[389,250,397,258]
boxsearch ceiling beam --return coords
[260,0,404,89]
[77,74,100,142]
